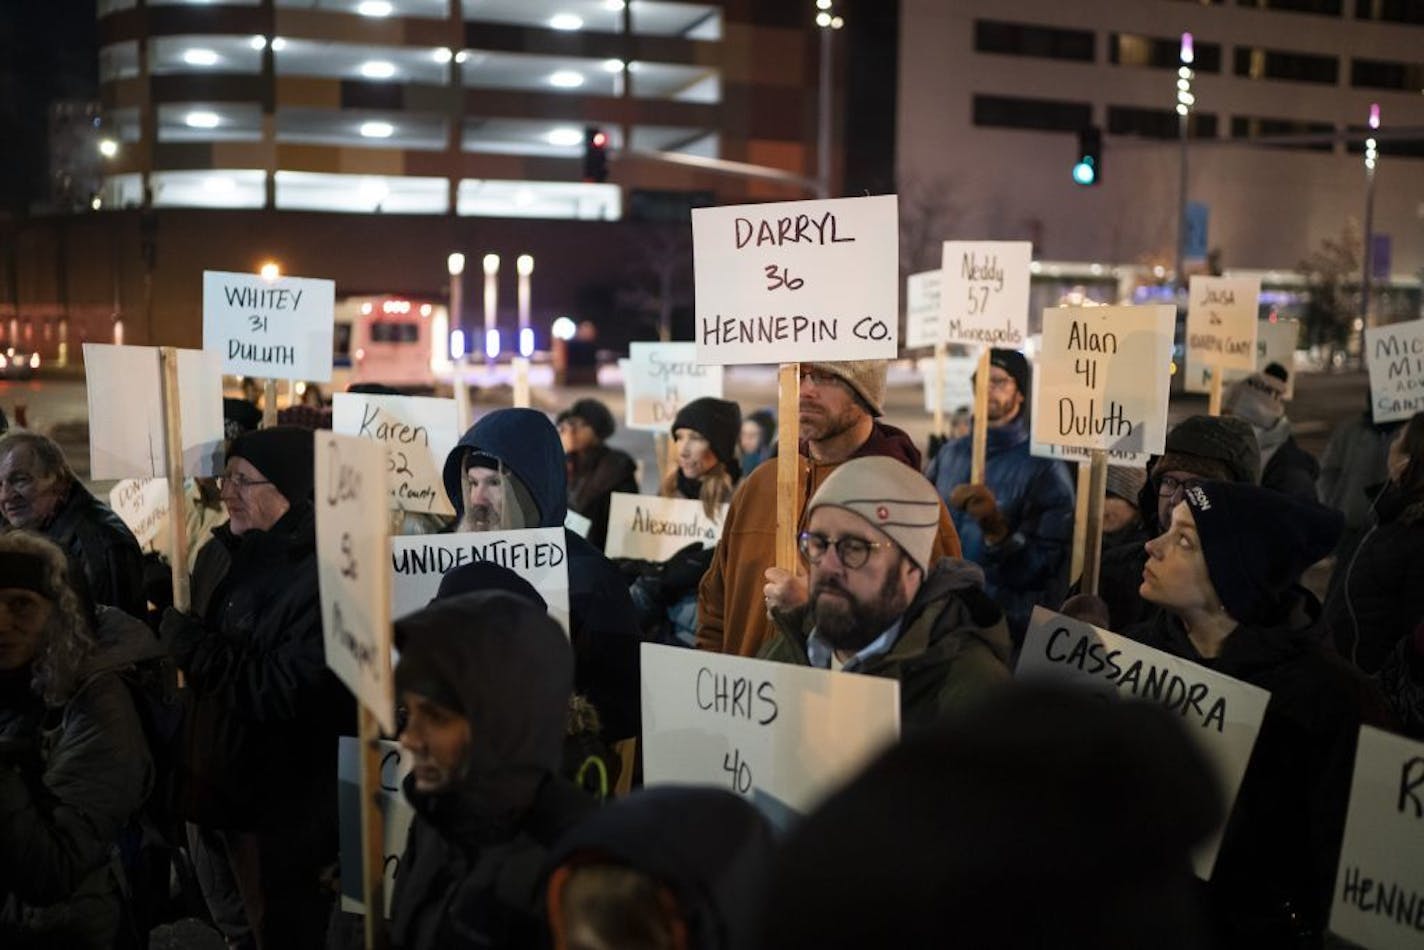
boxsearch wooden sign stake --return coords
[775,364,801,572]
[158,347,191,614]
[452,358,472,432]
[1069,460,1091,586]
[1080,449,1109,597]
[262,379,279,428]
[931,341,947,436]
[1206,367,1224,417]
[511,356,531,409]
[970,348,990,484]
[358,706,389,950]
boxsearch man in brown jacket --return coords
[696,361,961,656]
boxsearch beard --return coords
[811,562,910,655]
[799,401,861,444]
[461,504,500,532]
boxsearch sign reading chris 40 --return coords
[203,270,335,382]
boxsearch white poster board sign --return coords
[604,492,726,561]
[82,344,225,480]
[623,342,725,432]
[904,269,943,350]
[692,195,898,365]
[1029,442,1152,468]
[939,241,1033,348]
[1186,276,1260,376]
[1365,319,1424,425]
[1330,726,1424,948]
[1185,318,1300,399]
[203,269,335,382]
[916,354,977,414]
[1031,305,1175,456]
[337,738,412,918]
[1016,607,1270,879]
[640,643,900,817]
[316,432,395,734]
[109,478,172,549]
[390,527,570,632]
[332,393,458,516]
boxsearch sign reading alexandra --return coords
[640,643,900,817]
[623,342,725,432]
[389,528,570,632]
[1366,318,1424,425]
[332,393,458,516]
[904,269,943,350]
[1031,305,1175,456]
[604,492,727,561]
[1016,607,1270,879]
[82,344,225,480]
[1185,318,1300,399]
[316,433,395,734]
[939,241,1033,348]
[1329,726,1424,948]
[337,738,412,918]
[1187,276,1260,376]
[692,195,898,364]
[203,269,335,381]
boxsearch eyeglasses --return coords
[1156,474,1204,499]
[799,369,845,390]
[799,531,895,569]
[219,473,274,493]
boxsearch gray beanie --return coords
[803,360,888,417]
[807,456,940,574]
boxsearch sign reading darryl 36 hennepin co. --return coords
[203,269,335,382]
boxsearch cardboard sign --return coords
[1031,305,1175,456]
[916,354,977,415]
[332,393,458,516]
[1029,442,1152,469]
[904,269,943,350]
[390,527,570,632]
[316,433,396,734]
[565,509,593,538]
[1366,319,1424,425]
[203,269,335,381]
[337,738,412,918]
[692,194,898,365]
[1186,276,1260,374]
[939,241,1033,348]
[82,344,225,481]
[604,492,727,561]
[640,643,900,817]
[623,342,725,432]
[1331,726,1424,947]
[1016,607,1270,879]
[109,478,171,548]
[1185,318,1300,399]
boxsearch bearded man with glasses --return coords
[760,456,1011,727]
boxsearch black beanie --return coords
[557,398,616,441]
[1158,415,1261,485]
[434,561,547,611]
[989,348,1030,397]
[222,398,262,441]
[227,426,314,505]
[1183,481,1343,625]
[672,397,742,471]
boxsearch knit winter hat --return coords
[222,398,262,441]
[803,361,888,417]
[557,398,617,441]
[434,561,547,610]
[806,456,940,574]
[1222,372,1286,429]
[1156,415,1260,485]
[672,397,741,471]
[1182,480,1342,624]
[1105,466,1146,507]
[226,426,314,504]
[989,348,1031,398]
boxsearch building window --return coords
[1354,0,1424,23]
[972,94,1092,132]
[456,179,621,220]
[1236,0,1342,15]
[1351,57,1424,92]
[150,170,266,209]
[99,43,140,83]
[1230,116,1336,151]
[157,103,263,143]
[275,171,448,214]
[1110,33,1222,73]
[1233,47,1339,84]
[973,20,1095,63]
[1108,106,1218,139]
[148,35,264,76]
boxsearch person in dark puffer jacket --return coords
[557,398,639,551]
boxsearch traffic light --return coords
[583,126,609,183]
[1072,126,1101,186]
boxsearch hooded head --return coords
[1222,372,1287,430]
[442,409,567,530]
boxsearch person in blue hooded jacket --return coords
[442,408,641,742]
[925,350,1074,644]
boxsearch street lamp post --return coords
[482,253,500,371]
[1174,32,1195,294]
[448,251,470,430]
[514,254,533,408]
[814,1,844,199]
[1361,103,1380,329]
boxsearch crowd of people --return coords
[0,351,1421,950]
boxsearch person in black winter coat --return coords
[0,531,160,949]
[0,431,146,619]
[159,427,354,949]
[544,787,773,950]
[557,398,639,551]
[1128,480,1388,948]
[1325,410,1424,673]
[1222,370,1319,503]
[391,591,596,950]
[442,408,642,742]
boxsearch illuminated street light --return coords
[259,261,281,280]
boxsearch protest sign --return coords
[623,342,725,431]
[390,527,570,632]
[1365,318,1424,425]
[1330,726,1424,947]
[564,510,592,538]
[1017,607,1270,878]
[904,269,943,350]
[917,354,977,415]
[109,478,171,549]
[939,241,1032,348]
[316,432,395,734]
[338,738,412,918]
[203,269,335,381]
[1030,442,1151,469]
[333,393,458,516]
[641,643,900,817]
[82,344,224,480]
[1186,276,1260,374]
[604,492,727,561]
[1185,318,1298,399]
[1031,305,1175,456]
[692,194,898,364]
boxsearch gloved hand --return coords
[158,607,207,663]
[660,543,714,597]
[949,484,1010,544]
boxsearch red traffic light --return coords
[592,131,607,148]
